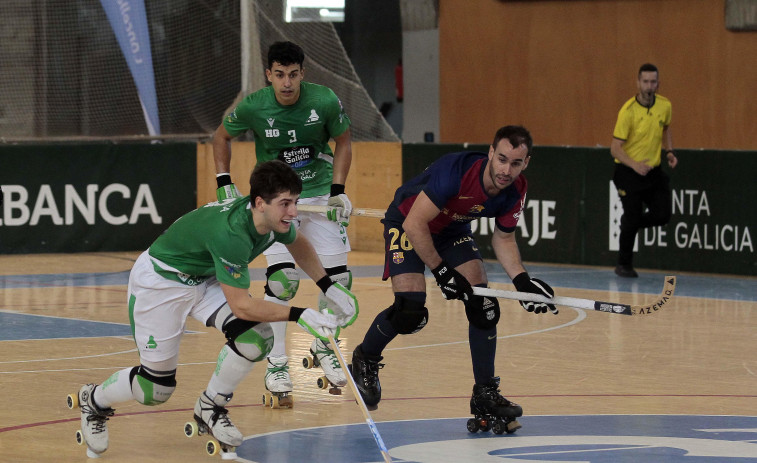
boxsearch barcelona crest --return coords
[392,252,404,264]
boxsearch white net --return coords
[0,0,397,142]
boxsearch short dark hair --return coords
[492,125,533,156]
[249,160,302,204]
[638,63,659,77]
[267,41,305,69]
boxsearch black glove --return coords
[512,272,558,314]
[431,261,473,301]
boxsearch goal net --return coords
[0,0,398,142]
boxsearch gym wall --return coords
[438,0,757,150]
[0,143,196,253]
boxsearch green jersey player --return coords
[212,41,354,398]
[69,161,358,458]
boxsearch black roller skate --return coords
[467,377,522,435]
[348,344,384,410]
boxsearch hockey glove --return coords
[295,308,340,342]
[327,185,352,226]
[324,282,359,327]
[216,184,241,202]
[512,272,558,315]
[216,173,242,201]
[431,261,473,301]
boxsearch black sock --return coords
[361,291,426,356]
[469,324,497,385]
[361,308,397,356]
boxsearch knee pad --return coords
[264,262,300,301]
[464,291,500,330]
[223,318,274,362]
[318,266,353,311]
[387,294,428,335]
[130,366,176,406]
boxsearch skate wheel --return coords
[206,440,219,456]
[328,386,342,396]
[317,376,330,390]
[262,392,269,406]
[75,429,84,445]
[506,419,522,434]
[302,356,315,369]
[312,356,320,368]
[492,420,506,435]
[466,418,479,433]
[183,421,198,438]
[480,419,491,432]
[67,393,79,409]
[271,394,281,409]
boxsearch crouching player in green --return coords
[67,160,358,458]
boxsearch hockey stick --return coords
[473,275,676,316]
[297,204,385,218]
[327,335,392,463]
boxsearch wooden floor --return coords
[1,251,755,462]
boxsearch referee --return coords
[610,63,678,278]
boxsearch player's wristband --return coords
[330,184,345,196]
[315,275,334,294]
[289,306,306,321]
[216,173,232,188]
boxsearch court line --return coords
[386,307,587,352]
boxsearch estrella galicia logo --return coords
[278,146,315,168]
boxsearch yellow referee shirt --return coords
[612,95,672,167]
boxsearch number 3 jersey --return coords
[223,82,351,198]
[384,151,528,235]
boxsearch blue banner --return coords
[100,0,160,135]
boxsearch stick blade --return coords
[631,275,677,316]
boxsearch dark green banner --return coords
[402,144,756,276]
[0,143,196,253]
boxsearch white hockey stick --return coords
[297,204,385,218]
[473,275,676,316]
[328,335,392,463]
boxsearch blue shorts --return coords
[381,219,483,280]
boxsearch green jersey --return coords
[148,196,296,288]
[223,82,351,198]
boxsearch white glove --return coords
[297,308,340,342]
[324,283,359,327]
[216,183,242,201]
[327,193,352,226]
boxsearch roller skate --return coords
[262,356,294,408]
[348,344,384,410]
[183,391,242,459]
[467,377,522,435]
[302,338,347,395]
[66,383,115,458]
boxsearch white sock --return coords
[206,345,254,399]
[94,367,135,409]
[263,296,289,359]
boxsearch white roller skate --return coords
[66,383,114,458]
[184,391,242,459]
[262,356,293,408]
[302,338,347,394]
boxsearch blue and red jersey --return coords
[384,151,527,235]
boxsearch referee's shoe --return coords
[615,264,638,278]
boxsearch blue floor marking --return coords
[0,311,132,341]
[237,415,757,462]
